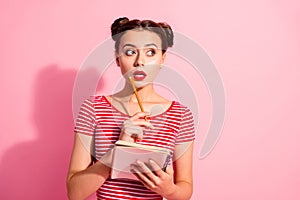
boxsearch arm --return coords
[67,110,151,199]
[66,133,110,200]
[165,141,194,200]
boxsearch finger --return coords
[123,119,135,127]
[149,159,164,177]
[136,160,159,183]
[122,119,144,139]
[130,112,150,120]
[124,126,143,134]
[132,120,154,129]
[124,126,144,139]
[124,118,154,130]
[130,164,156,189]
[165,165,174,176]
[124,117,154,129]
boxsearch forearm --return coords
[164,181,193,200]
[67,161,110,200]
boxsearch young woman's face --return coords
[116,29,166,88]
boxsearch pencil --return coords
[129,76,148,121]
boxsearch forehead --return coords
[119,29,162,48]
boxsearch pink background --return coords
[1,0,300,199]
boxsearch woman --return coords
[67,17,195,200]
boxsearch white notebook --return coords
[111,140,171,180]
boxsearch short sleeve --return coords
[74,98,96,136]
[175,106,195,144]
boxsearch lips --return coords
[133,70,147,81]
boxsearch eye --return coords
[146,49,156,56]
[125,49,136,56]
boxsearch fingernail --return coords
[149,159,155,164]
[137,160,143,165]
[149,124,155,129]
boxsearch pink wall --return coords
[1,0,300,199]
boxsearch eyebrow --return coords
[122,43,158,49]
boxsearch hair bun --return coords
[111,17,129,40]
[158,22,174,47]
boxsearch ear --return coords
[115,51,120,67]
[161,52,167,64]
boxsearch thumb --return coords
[165,165,174,176]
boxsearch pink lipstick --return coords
[133,70,147,81]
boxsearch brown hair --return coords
[111,17,174,54]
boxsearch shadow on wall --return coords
[0,65,77,199]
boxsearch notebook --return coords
[111,140,171,180]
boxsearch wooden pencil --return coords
[129,77,148,120]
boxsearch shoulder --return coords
[83,95,107,103]
[80,95,110,109]
[171,101,192,113]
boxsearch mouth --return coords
[132,70,147,81]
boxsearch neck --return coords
[112,81,155,103]
[132,84,154,102]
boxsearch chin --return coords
[134,81,152,89]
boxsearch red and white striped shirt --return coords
[74,95,195,200]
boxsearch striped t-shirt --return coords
[74,95,195,200]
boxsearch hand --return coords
[130,160,176,197]
[98,148,114,168]
[119,112,154,142]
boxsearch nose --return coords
[133,51,145,67]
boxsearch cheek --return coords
[145,65,161,78]
[118,59,133,74]
[119,58,131,68]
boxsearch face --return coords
[115,29,166,88]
